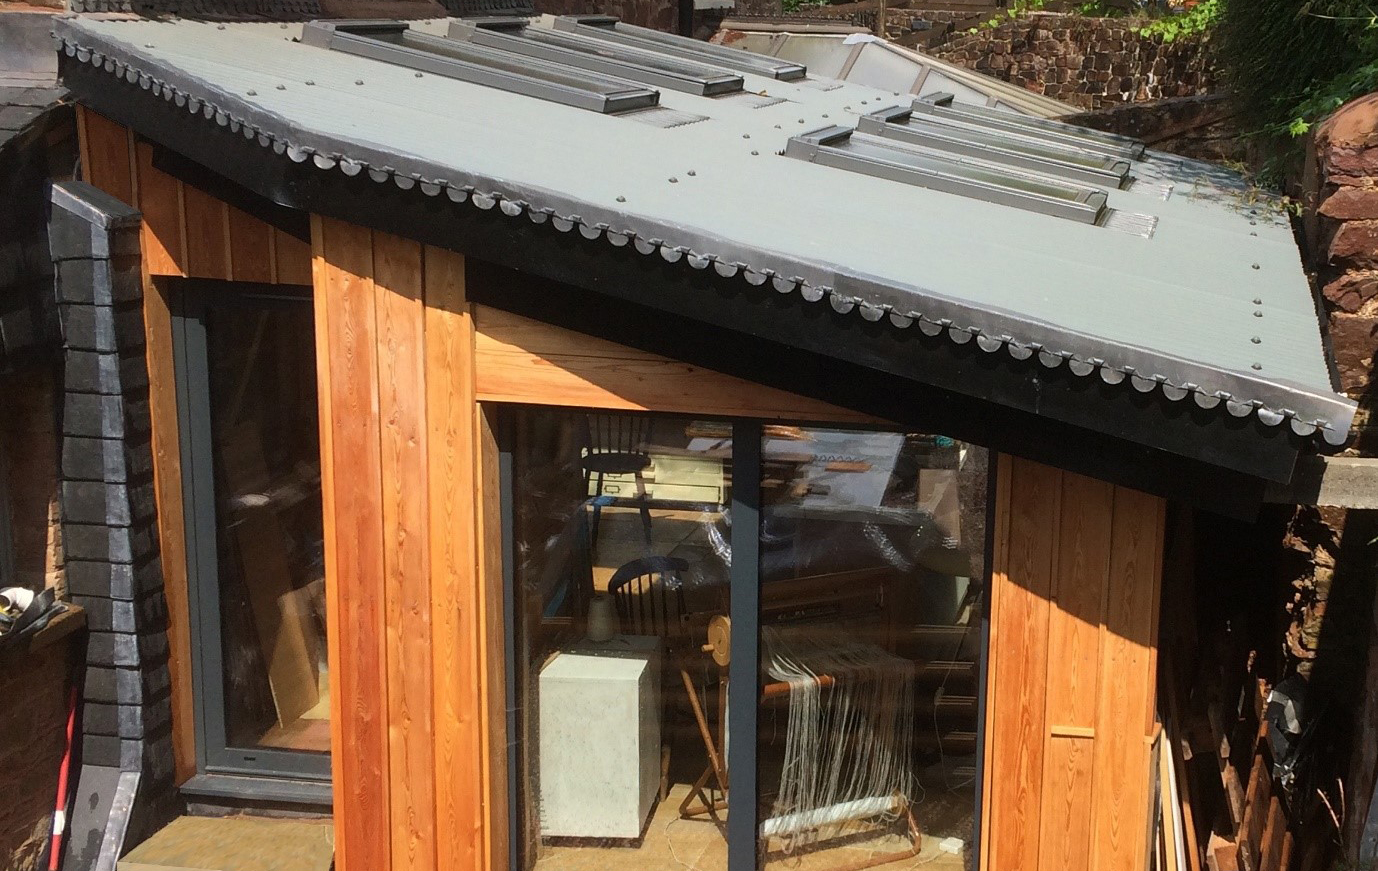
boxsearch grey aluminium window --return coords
[499,407,993,871]
[173,280,331,783]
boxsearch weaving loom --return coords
[684,570,925,871]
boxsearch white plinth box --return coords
[538,637,662,839]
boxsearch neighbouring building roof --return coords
[712,20,1078,119]
[52,14,1357,484]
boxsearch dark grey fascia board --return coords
[785,124,1108,225]
[52,30,1355,479]
[552,15,807,81]
[447,19,744,97]
[857,106,1132,189]
[300,20,659,115]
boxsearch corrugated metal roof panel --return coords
[53,16,1355,446]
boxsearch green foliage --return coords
[1135,0,1221,42]
[1216,0,1378,141]
[781,0,828,13]
[976,0,1047,31]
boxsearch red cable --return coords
[49,684,78,871]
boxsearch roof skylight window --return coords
[446,18,745,97]
[785,125,1110,225]
[301,20,660,114]
[858,105,1133,188]
[552,15,807,81]
[912,93,1145,160]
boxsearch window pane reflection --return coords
[512,409,731,871]
[206,297,328,754]
[757,428,986,871]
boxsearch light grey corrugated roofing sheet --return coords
[53,15,1354,444]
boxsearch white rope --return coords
[761,625,915,853]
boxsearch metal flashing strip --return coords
[914,92,1146,160]
[859,105,1133,189]
[51,21,1357,448]
[785,125,1109,225]
[553,15,807,81]
[447,18,744,97]
[300,20,659,114]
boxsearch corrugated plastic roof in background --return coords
[712,24,1077,119]
[52,15,1356,445]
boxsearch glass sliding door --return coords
[503,408,989,871]
[508,408,732,871]
[756,428,986,871]
[175,281,330,780]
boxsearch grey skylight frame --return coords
[300,20,660,114]
[553,15,807,81]
[913,93,1145,160]
[446,18,745,97]
[859,105,1133,189]
[785,125,1109,224]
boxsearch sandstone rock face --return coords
[929,12,1216,111]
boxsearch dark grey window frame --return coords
[171,278,331,785]
[496,405,995,871]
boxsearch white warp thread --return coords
[761,625,915,851]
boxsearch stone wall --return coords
[0,615,83,871]
[929,11,1216,110]
[1304,93,1378,452]
[1060,92,1247,164]
[0,367,63,594]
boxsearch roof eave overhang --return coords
[54,31,1356,504]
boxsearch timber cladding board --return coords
[77,108,332,787]
[78,108,313,285]
[985,455,1165,871]
[312,218,493,871]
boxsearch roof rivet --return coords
[217,24,225,29]
[822,113,829,118]
[355,79,364,85]
[1253,297,1262,304]
[1251,336,1261,344]
[687,170,696,176]
[415,72,423,78]
[144,43,154,48]
[246,89,257,96]
[1249,219,1257,225]
[1250,231,1258,237]
[616,195,626,202]
[742,133,750,139]
[276,84,285,90]
[1251,263,1260,270]
[1254,310,1264,317]
[669,177,678,183]
[751,150,759,156]
[774,124,782,129]
[1252,363,1263,370]
[305,80,315,85]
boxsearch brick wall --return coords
[0,620,82,871]
[0,366,63,594]
[930,12,1216,110]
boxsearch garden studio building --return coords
[51,12,1354,871]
